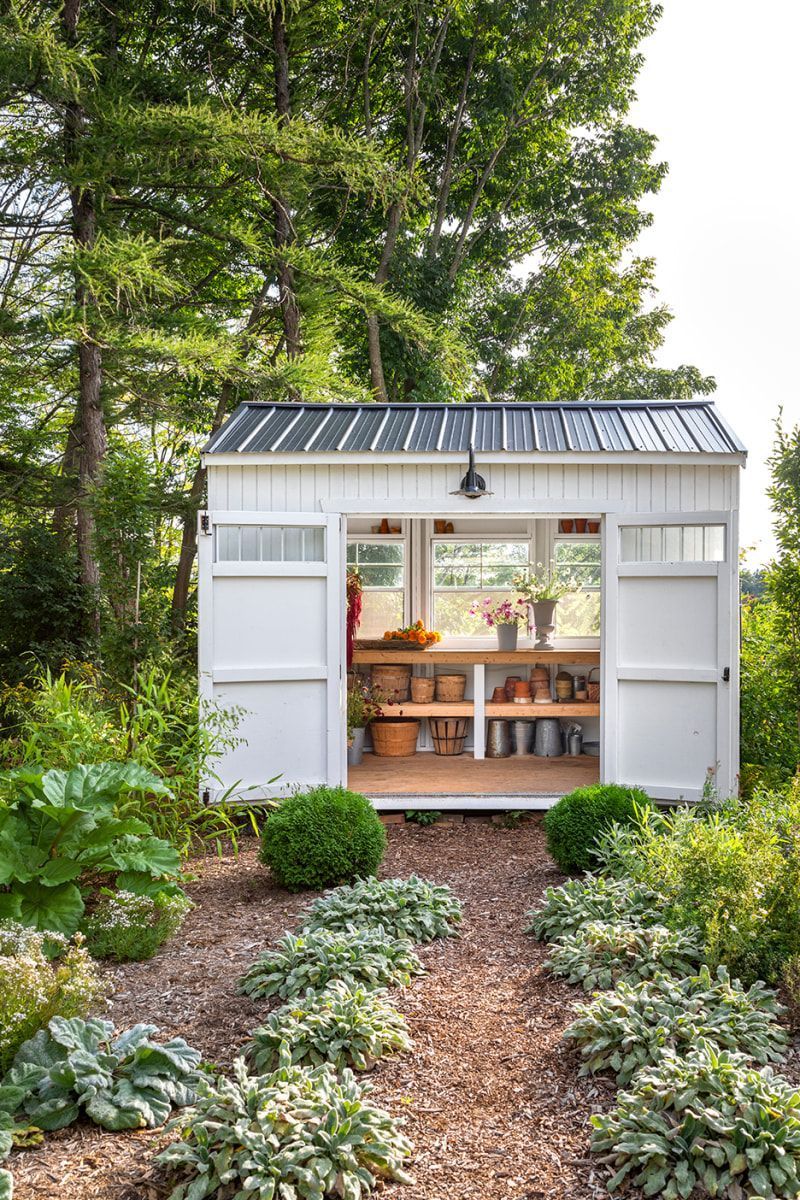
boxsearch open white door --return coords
[602,513,738,802]
[198,511,345,799]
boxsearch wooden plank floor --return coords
[348,751,599,796]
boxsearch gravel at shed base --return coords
[11,818,612,1200]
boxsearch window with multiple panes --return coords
[216,524,325,563]
[432,540,530,638]
[619,524,725,563]
[553,539,601,637]
[346,541,406,638]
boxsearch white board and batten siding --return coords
[207,460,739,518]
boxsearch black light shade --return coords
[450,444,492,499]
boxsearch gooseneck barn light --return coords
[450,443,493,499]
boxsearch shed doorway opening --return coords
[345,513,601,806]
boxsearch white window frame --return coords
[429,534,535,647]
[551,532,602,646]
[346,533,410,632]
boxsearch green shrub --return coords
[590,1040,800,1199]
[0,761,181,934]
[543,784,651,873]
[565,965,788,1084]
[82,889,193,961]
[158,1058,413,1200]
[4,1015,202,1131]
[525,874,662,943]
[301,875,462,942]
[246,980,411,1073]
[0,923,106,1073]
[260,786,386,892]
[238,926,423,1002]
[593,795,800,984]
[545,920,702,992]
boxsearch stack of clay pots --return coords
[530,666,552,704]
[512,680,531,704]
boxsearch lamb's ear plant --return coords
[590,1039,800,1200]
[564,965,788,1084]
[246,981,411,1073]
[301,875,462,942]
[525,874,663,943]
[158,1057,414,1200]
[545,920,703,991]
[238,926,423,1002]
[5,1016,202,1131]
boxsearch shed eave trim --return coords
[202,449,747,468]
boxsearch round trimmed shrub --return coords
[260,786,386,891]
[543,784,651,873]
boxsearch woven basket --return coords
[587,667,600,703]
[410,676,435,703]
[370,718,420,757]
[430,717,468,756]
[435,673,467,702]
[372,664,411,702]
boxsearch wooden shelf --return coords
[381,701,599,718]
[354,648,600,665]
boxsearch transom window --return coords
[346,541,405,638]
[432,540,530,638]
[217,524,325,563]
[554,539,601,637]
[620,524,726,563]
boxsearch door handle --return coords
[722,667,730,682]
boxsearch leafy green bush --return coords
[593,794,800,985]
[0,762,181,934]
[158,1058,413,1200]
[545,920,703,992]
[565,965,788,1084]
[590,1040,800,1199]
[82,889,193,961]
[260,786,386,891]
[238,927,423,1002]
[246,980,411,1072]
[4,1015,202,1131]
[1,664,244,856]
[525,874,662,942]
[301,875,462,942]
[0,923,106,1073]
[543,784,651,873]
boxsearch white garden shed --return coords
[198,399,746,809]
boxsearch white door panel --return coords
[198,511,344,800]
[603,513,736,802]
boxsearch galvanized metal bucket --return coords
[534,718,563,757]
[486,719,511,758]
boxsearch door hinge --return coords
[722,667,730,682]
[200,512,211,535]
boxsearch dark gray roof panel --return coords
[204,402,746,457]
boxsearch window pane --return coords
[555,541,601,565]
[352,542,404,565]
[434,566,481,588]
[481,565,522,587]
[217,526,240,562]
[619,524,725,563]
[358,565,404,588]
[433,542,482,564]
[482,542,529,564]
[359,592,404,639]
[433,590,519,638]
[557,592,601,637]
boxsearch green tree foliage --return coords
[765,418,800,760]
[0,0,712,695]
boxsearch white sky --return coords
[629,0,800,565]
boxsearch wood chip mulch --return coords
[11,818,617,1200]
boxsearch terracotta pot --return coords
[513,680,531,701]
[574,518,587,533]
[587,519,600,533]
[491,686,508,703]
[560,518,575,533]
[504,675,521,701]
[530,667,549,683]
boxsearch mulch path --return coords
[11,819,618,1199]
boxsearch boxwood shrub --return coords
[259,786,386,892]
[543,784,651,873]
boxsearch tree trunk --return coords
[271,2,301,361]
[63,0,107,622]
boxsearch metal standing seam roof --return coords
[204,401,747,457]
